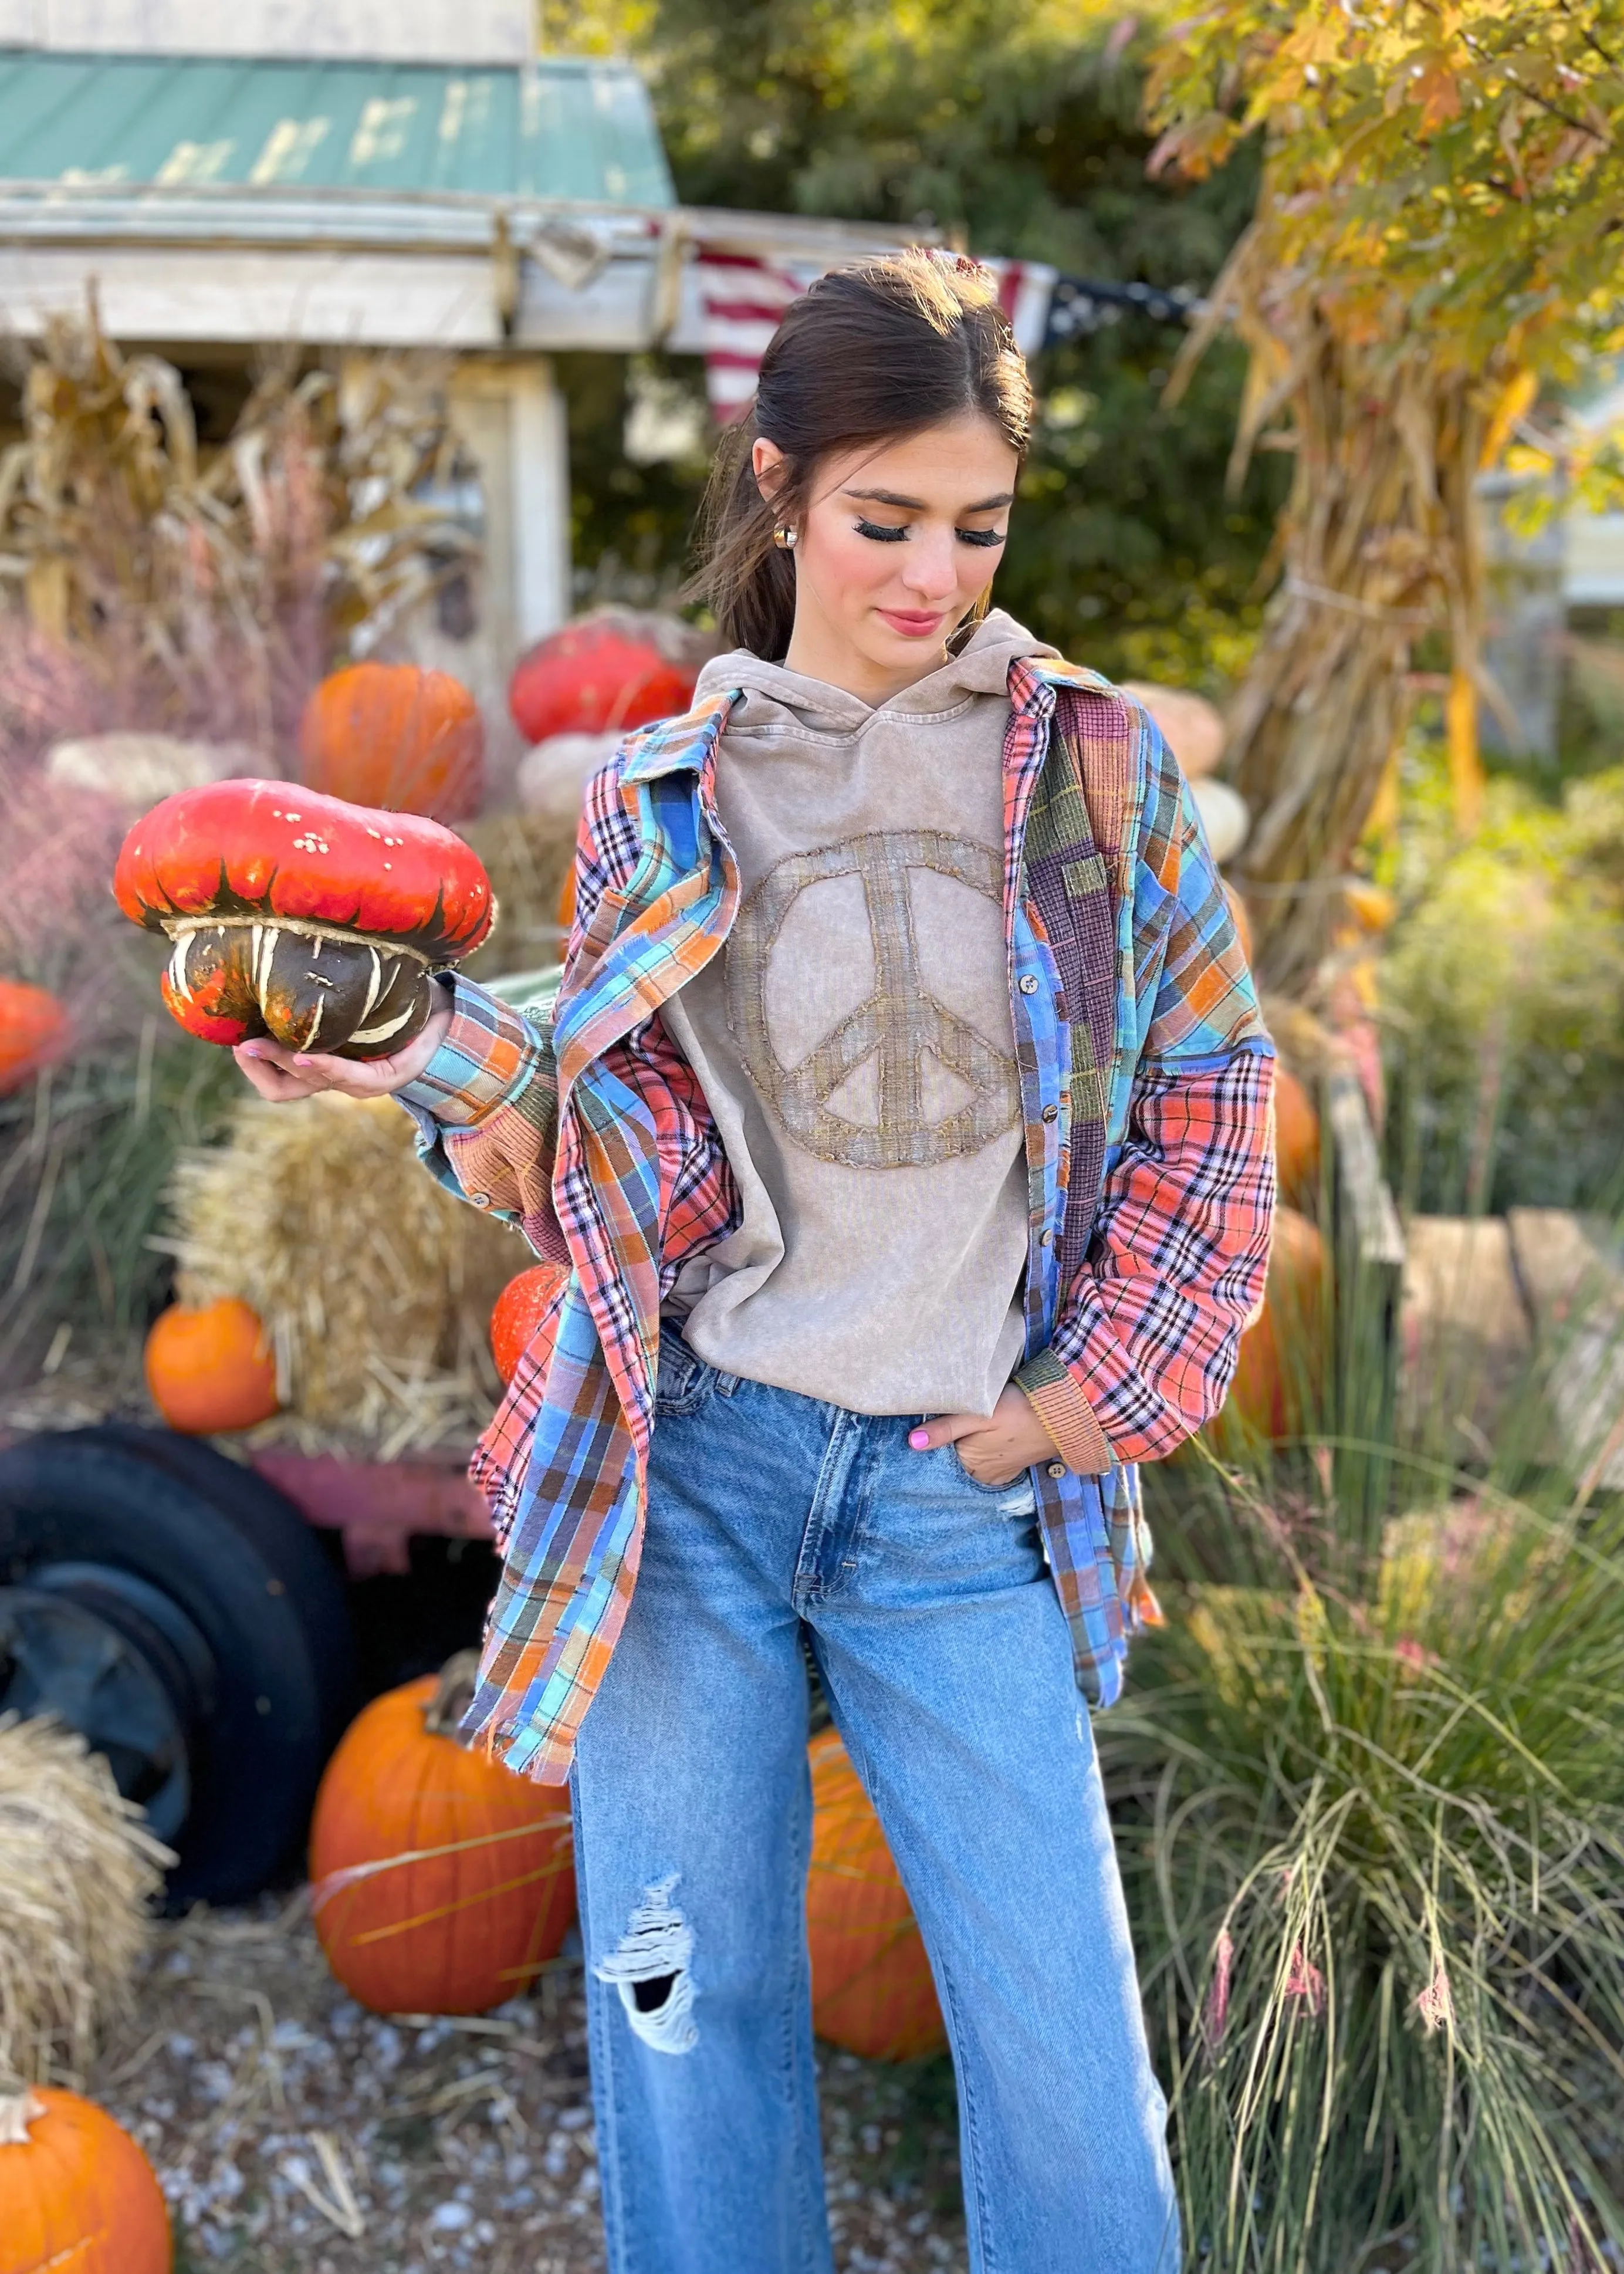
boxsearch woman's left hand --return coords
[907,1386,1063,1487]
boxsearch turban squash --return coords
[113,779,495,1060]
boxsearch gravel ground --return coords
[89,1895,969,2273]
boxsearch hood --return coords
[692,608,1060,737]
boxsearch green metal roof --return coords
[0,50,674,207]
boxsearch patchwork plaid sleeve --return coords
[1017,719,1276,1468]
[1019,1050,1276,1465]
[1138,739,1270,1065]
[394,975,564,1258]
[395,760,644,1262]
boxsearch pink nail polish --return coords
[908,1428,929,1450]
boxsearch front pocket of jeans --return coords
[949,1447,1036,1506]
[653,1333,716,1417]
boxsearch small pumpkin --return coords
[144,1297,280,1434]
[0,2087,171,2274]
[806,1729,946,2062]
[0,980,69,1096]
[1223,1206,1328,1444]
[1274,1066,1321,1208]
[310,1652,576,2016]
[509,613,698,746]
[299,663,485,820]
[113,778,495,1060]
[490,1263,569,1387]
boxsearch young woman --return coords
[239,252,1275,2274]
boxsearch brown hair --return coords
[689,249,1034,661]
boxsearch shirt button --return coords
[1047,1461,1067,1479]
[1041,1103,1058,1123]
[469,1191,492,1208]
[1019,974,1039,995]
[1040,1229,1055,1248]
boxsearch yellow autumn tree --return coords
[1146,0,1624,988]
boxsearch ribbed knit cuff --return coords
[395,974,550,1130]
[1016,1350,1114,1475]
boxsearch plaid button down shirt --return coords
[400,658,1275,1783]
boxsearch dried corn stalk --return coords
[0,298,476,751]
[167,1092,520,1452]
[1172,225,1500,992]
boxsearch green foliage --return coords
[1145,0,1624,506]
[549,0,1284,686]
[1379,749,1624,1214]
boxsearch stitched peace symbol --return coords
[726,829,1020,1169]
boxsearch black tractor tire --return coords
[86,1424,358,1750]
[0,1427,356,1906]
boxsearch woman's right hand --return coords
[233,995,452,1103]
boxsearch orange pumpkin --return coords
[806,1729,946,2062]
[1223,1206,1328,1442]
[490,1263,569,1387]
[0,979,69,1096]
[144,1297,280,1434]
[1273,1066,1321,1207]
[0,2088,170,2274]
[310,1654,576,2015]
[298,663,484,820]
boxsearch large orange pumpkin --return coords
[0,2088,170,2274]
[298,663,484,820]
[490,1263,569,1387]
[806,1729,946,2062]
[144,1297,280,1434]
[1223,1207,1328,1442]
[508,616,697,745]
[310,1654,576,2015]
[0,980,69,1096]
[1273,1067,1321,1207]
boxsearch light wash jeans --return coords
[571,1323,1181,2274]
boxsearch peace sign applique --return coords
[726,829,1021,1170]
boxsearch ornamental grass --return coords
[1108,1269,1624,2270]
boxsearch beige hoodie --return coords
[661,608,1060,1417]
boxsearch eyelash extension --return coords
[852,518,1008,548]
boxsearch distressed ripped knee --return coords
[593,1874,698,2054]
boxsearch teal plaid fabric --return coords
[399,663,1274,1780]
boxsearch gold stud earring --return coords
[772,523,797,550]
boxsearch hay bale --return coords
[0,1715,170,2088]
[168,1092,520,1450]
[459,808,575,980]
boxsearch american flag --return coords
[686,248,1061,421]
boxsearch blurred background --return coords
[1,5,1623,2272]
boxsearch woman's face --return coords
[753,411,1019,699]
